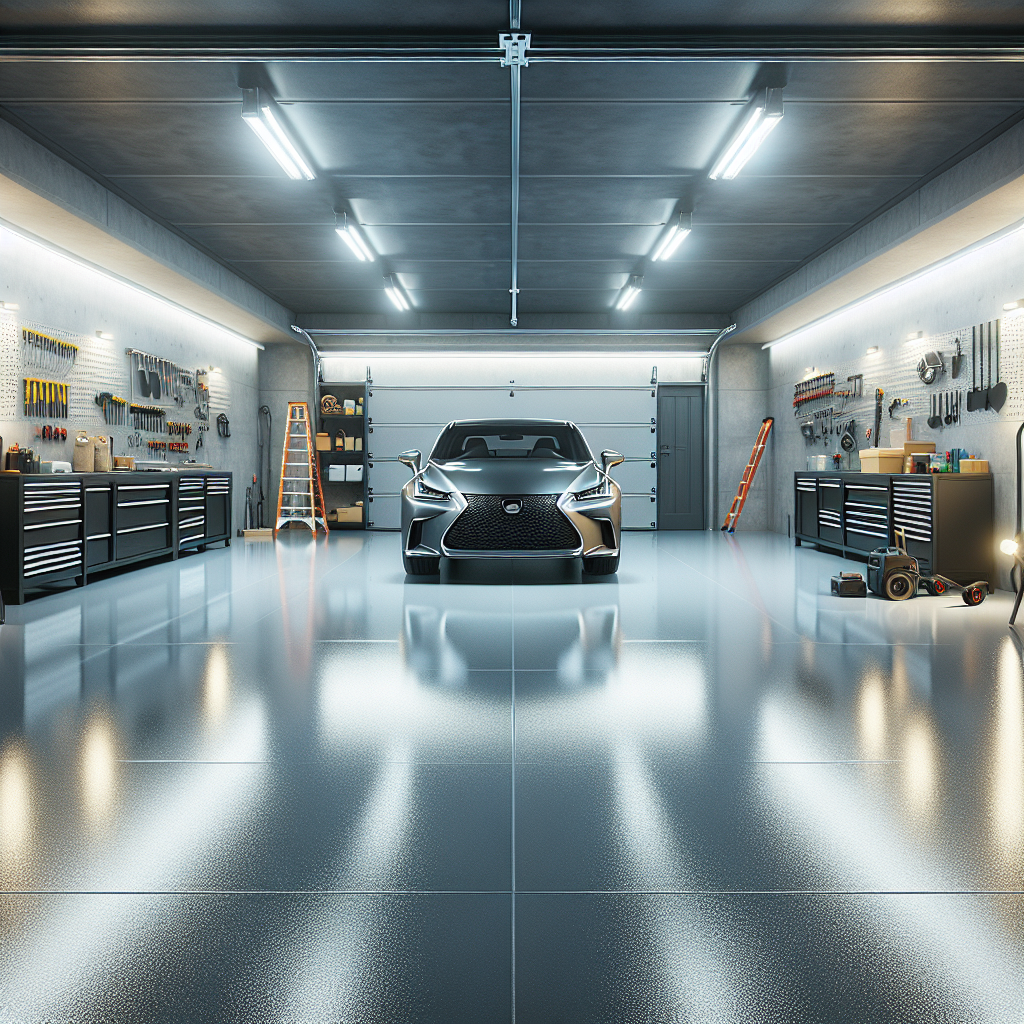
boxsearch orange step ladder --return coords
[275,402,328,535]
[721,416,773,533]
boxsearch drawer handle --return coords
[846,526,889,538]
[24,503,82,513]
[117,499,170,508]
[117,523,169,535]
[25,559,82,578]
[86,533,113,541]
[24,518,82,531]
[118,485,169,492]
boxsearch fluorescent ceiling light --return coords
[651,211,692,261]
[709,88,784,181]
[384,274,411,311]
[1003,298,1023,310]
[241,88,315,181]
[616,275,643,311]
[335,212,375,262]
[96,330,114,340]
[1,301,19,310]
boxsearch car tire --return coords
[583,554,619,576]
[884,569,915,601]
[403,554,440,576]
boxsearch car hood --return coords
[427,459,596,496]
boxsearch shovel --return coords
[967,325,984,412]
[149,354,162,401]
[137,352,151,399]
[990,318,1007,412]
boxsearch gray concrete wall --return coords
[0,223,261,534]
[765,221,1024,588]
[258,341,316,521]
[715,344,770,530]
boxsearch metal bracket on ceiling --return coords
[499,32,531,66]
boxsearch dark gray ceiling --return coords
[0,5,1022,323]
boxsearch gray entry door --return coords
[657,385,705,530]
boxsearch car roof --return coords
[445,418,573,428]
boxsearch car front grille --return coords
[444,494,580,552]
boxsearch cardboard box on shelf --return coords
[960,459,989,473]
[315,433,331,452]
[859,448,904,473]
[333,504,363,523]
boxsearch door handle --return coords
[659,446,670,454]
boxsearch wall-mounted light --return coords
[650,211,692,261]
[96,330,114,341]
[0,301,19,311]
[1003,299,1023,311]
[335,212,375,262]
[384,274,412,311]
[866,346,879,355]
[241,87,316,181]
[615,275,643,311]
[1001,538,1019,556]
[708,88,784,181]
[907,331,924,341]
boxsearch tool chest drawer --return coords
[116,522,171,561]
[1,470,232,604]
[205,476,231,539]
[793,471,993,585]
[177,477,206,548]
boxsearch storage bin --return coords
[806,455,828,471]
[315,433,331,452]
[333,504,363,523]
[327,464,345,482]
[859,448,904,473]
[72,434,94,472]
[346,464,363,482]
[960,459,989,473]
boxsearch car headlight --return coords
[414,477,451,501]
[574,480,611,500]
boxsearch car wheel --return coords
[884,570,915,601]
[583,554,619,576]
[403,554,440,576]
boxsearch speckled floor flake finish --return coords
[1,530,1023,1022]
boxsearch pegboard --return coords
[789,315,1019,451]
[0,311,19,419]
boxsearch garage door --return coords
[320,354,704,531]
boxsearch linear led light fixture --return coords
[384,274,412,311]
[0,301,19,310]
[651,211,692,261]
[1003,298,1024,310]
[335,212,375,262]
[708,88,784,181]
[616,275,643,311]
[241,88,315,181]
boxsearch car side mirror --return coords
[601,449,624,472]
[398,450,422,475]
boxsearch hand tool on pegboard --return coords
[990,319,1007,412]
[872,388,884,447]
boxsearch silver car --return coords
[399,418,623,576]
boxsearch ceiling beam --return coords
[0,33,1022,61]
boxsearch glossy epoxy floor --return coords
[1,531,1024,1023]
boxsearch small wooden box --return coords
[960,459,989,473]
[315,433,331,452]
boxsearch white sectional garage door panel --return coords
[365,381,660,531]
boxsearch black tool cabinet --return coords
[0,470,232,604]
[794,471,994,584]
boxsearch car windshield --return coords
[431,423,590,461]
